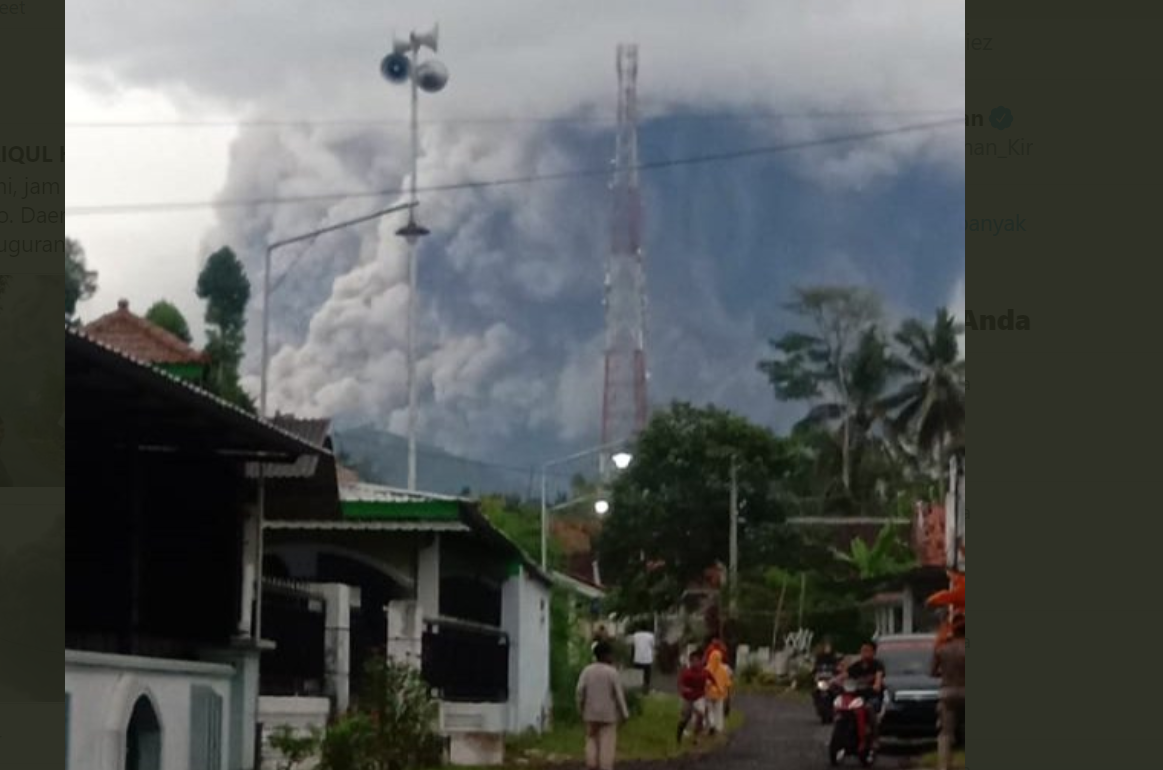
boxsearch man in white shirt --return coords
[629,625,656,693]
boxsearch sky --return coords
[65,0,965,467]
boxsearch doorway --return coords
[125,695,162,770]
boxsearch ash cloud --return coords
[67,0,965,464]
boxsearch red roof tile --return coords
[83,299,208,365]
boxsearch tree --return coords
[196,247,254,411]
[598,402,803,615]
[884,308,966,485]
[831,523,915,580]
[759,286,884,493]
[65,239,98,321]
[145,300,193,343]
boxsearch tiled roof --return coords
[83,299,208,365]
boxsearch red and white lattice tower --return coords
[601,44,648,469]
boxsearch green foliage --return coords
[831,523,916,580]
[599,402,806,616]
[884,308,966,472]
[65,238,97,320]
[479,495,562,568]
[145,300,193,343]
[359,656,443,769]
[268,724,321,770]
[549,588,588,725]
[318,712,375,770]
[196,247,254,411]
[320,656,442,770]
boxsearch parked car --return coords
[874,634,942,744]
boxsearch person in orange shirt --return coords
[704,648,732,735]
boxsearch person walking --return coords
[704,647,732,735]
[931,617,966,770]
[629,624,656,693]
[577,641,630,770]
[676,649,711,744]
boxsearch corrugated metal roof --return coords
[245,415,332,479]
[263,519,471,533]
[67,327,329,458]
[339,482,469,504]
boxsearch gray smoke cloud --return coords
[67,0,964,461]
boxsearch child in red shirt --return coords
[677,650,712,744]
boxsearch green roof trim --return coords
[341,499,462,521]
[157,362,206,383]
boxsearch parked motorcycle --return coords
[828,680,876,767]
[813,666,838,724]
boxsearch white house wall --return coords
[502,569,551,733]
[65,651,234,770]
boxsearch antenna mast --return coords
[601,43,648,471]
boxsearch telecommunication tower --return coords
[600,44,648,469]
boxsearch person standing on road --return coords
[577,641,630,770]
[676,649,711,744]
[629,624,656,693]
[931,617,966,770]
[704,647,732,735]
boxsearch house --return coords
[257,437,553,767]
[83,299,210,384]
[65,329,329,770]
[869,453,967,637]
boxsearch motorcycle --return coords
[813,667,838,724]
[828,680,876,767]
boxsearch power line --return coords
[65,117,960,217]
[64,108,960,130]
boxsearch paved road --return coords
[614,694,924,770]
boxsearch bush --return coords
[319,656,442,770]
[739,662,764,686]
[318,712,375,770]
[268,724,321,770]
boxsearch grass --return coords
[436,693,742,769]
[917,749,966,769]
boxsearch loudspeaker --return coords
[381,52,410,83]
[414,59,449,93]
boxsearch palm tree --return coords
[796,328,899,510]
[885,309,966,488]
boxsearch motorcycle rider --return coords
[843,640,886,749]
[815,638,841,674]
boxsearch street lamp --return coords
[253,200,416,643]
[381,24,449,491]
[539,440,633,569]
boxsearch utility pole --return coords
[729,454,739,613]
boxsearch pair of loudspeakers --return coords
[381,25,449,93]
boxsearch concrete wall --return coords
[501,568,551,734]
[66,650,234,770]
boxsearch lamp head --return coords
[594,499,611,516]
[611,452,633,470]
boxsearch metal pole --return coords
[540,465,549,570]
[254,244,273,643]
[729,455,738,613]
[260,245,272,417]
[406,38,421,492]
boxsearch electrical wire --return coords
[66,117,961,217]
[65,108,961,130]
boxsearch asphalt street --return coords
[593,693,925,770]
